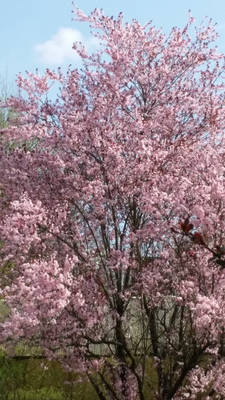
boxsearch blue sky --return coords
[1,0,225,93]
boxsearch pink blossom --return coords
[1,5,225,399]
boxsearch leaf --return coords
[192,232,205,245]
[180,217,193,233]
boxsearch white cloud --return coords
[35,27,97,65]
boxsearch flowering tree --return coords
[1,6,225,399]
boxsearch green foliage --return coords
[0,356,98,400]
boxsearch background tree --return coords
[1,7,225,400]
[0,74,18,130]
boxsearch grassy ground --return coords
[0,354,98,400]
[0,348,157,399]
[0,353,214,399]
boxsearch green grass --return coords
[0,356,98,400]
[0,346,215,399]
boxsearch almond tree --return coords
[1,7,225,399]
